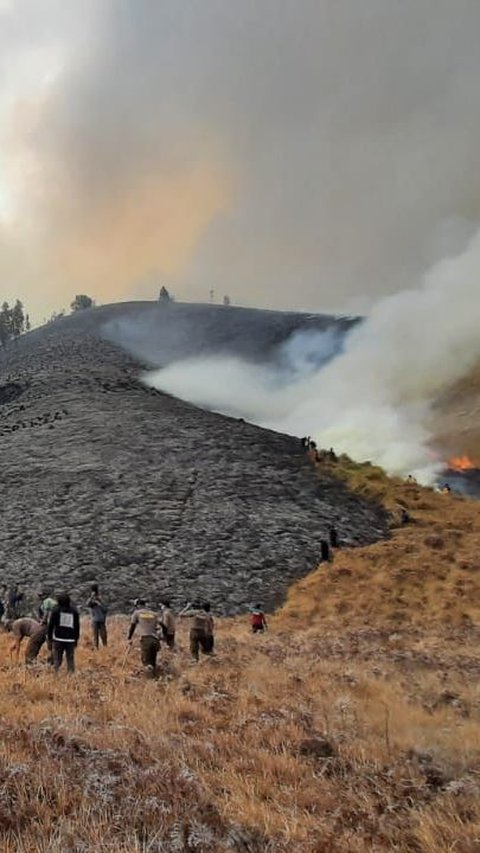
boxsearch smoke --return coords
[144,326,344,421]
[148,228,480,482]
[2,2,480,319]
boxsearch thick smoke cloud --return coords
[1,2,480,318]
[149,227,480,481]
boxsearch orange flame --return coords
[448,455,474,471]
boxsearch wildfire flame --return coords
[448,455,474,472]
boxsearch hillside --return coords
[281,454,480,628]
[43,300,357,368]
[0,468,479,851]
[0,303,386,612]
[431,362,480,461]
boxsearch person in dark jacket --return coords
[86,584,108,648]
[47,592,80,673]
[5,585,24,621]
[329,525,339,548]
[320,539,331,562]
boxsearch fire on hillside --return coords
[448,455,475,471]
[441,454,480,497]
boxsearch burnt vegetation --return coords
[0,302,387,613]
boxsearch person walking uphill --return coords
[127,599,161,678]
[47,593,80,674]
[160,600,176,649]
[250,605,268,634]
[86,584,108,648]
[329,525,339,548]
[180,602,215,662]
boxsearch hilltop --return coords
[0,302,385,612]
[42,300,357,367]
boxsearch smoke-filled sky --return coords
[1,0,480,320]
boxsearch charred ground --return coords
[0,302,386,612]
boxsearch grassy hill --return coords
[281,454,480,629]
[0,459,479,851]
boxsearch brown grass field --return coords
[1,459,480,851]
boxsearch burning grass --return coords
[0,462,480,850]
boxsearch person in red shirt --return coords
[250,605,268,634]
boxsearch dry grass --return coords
[0,623,479,850]
[282,453,480,629]
[0,462,479,850]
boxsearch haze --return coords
[1,1,480,320]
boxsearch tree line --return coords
[0,293,95,346]
[0,301,30,346]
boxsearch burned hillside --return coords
[0,303,387,612]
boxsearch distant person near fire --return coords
[329,525,339,548]
[320,539,332,562]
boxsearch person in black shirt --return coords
[329,525,339,548]
[320,539,331,562]
[47,592,80,673]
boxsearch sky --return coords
[1,1,480,321]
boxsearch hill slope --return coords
[0,305,386,611]
[431,362,480,460]
[281,455,480,628]
[1,467,480,851]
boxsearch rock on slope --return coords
[0,303,387,612]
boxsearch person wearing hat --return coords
[127,599,162,678]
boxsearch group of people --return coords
[7,588,92,672]
[301,436,338,464]
[2,583,225,678]
[127,599,215,677]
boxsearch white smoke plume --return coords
[147,228,480,483]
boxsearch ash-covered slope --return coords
[0,303,386,612]
[62,299,357,367]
